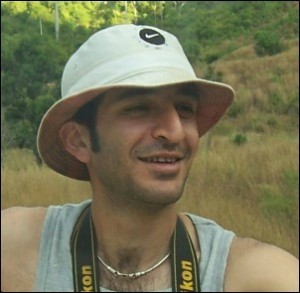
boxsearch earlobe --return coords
[59,122,91,163]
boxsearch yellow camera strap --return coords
[71,205,200,292]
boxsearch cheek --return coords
[186,125,199,153]
[97,121,143,161]
[113,121,150,148]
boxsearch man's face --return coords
[88,85,199,207]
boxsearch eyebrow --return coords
[113,88,158,103]
[111,84,199,103]
[176,84,200,100]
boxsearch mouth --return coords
[137,153,185,176]
[139,156,182,163]
[138,153,184,164]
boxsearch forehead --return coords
[105,84,199,104]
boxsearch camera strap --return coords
[71,205,200,292]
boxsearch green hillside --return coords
[1,1,299,160]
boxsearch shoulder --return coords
[1,204,47,220]
[1,206,47,244]
[224,237,299,292]
[1,206,47,292]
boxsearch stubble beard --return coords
[98,165,189,210]
[91,135,192,210]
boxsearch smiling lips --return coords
[140,157,181,163]
[138,154,184,176]
[138,153,184,164]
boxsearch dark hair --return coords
[72,94,104,152]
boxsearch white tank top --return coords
[34,200,235,292]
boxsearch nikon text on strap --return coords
[71,206,99,292]
[171,217,200,292]
[71,206,201,292]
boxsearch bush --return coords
[254,30,284,56]
[228,102,243,118]
[232,133,247,145]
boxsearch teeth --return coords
[145,157,178,163]
[166,158,175,163]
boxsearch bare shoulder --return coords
[1,206,47,247]
[224,236,299,292]
[1,206,47,292]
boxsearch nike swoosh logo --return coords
[145,33,160,39]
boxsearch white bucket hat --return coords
[37,24,235,181]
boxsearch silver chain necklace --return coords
[97,251,171,279]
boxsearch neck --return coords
[90,192,178,273]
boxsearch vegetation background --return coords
[1,1,299,257]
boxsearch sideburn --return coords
[72,93,105,153]
[90,126,100,153]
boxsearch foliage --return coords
[254,30,284,56]
[227,102,243,118]
[232,133,247,145]
[1,1,299,160]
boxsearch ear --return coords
[59,121,91,164]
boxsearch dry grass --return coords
[209,42,299,134]
[179,132,299,257]
[1,149,91,208]
[2,133,298,257]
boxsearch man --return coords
[1,24,298,292]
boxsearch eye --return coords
[124,104,150,114]
[176,103,196,118]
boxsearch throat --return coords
[97,247,172,291]
[98,256,171,292]
[99,248,145,273]
[97,251,171,278]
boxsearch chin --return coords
[135,183,186,207]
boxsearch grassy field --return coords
[2,131,298,258]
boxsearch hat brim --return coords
[37,72,234,181]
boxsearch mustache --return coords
[134,142,188,157]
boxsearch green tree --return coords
[1,0,298,160]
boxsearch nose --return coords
[151,106,185,143]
